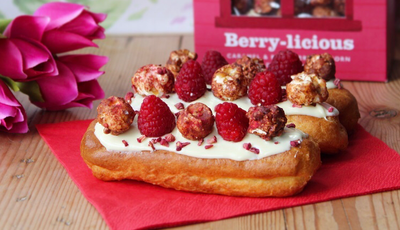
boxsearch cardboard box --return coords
[194,0,395,82]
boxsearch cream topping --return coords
[94,91,337,161]
[326,79,337,89]
[276,100,339,118]
[94,122,305,161]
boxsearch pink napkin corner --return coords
[36,120,400,230]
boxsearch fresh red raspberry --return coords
[175,60,207,102]
[248,71,282,106]
[138,95,176,137]
[215,102,249,142]
[201,50,228,85]
[267,49,303,86]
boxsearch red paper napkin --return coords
[36,120,400,230]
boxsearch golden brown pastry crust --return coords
[286,115,348,154]
[326,88,360,135]
[81,120,321,197]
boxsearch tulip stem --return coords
[0,75,44,102]
[16,81,45,103]
[0,75,19,91]
[0,19,12,34]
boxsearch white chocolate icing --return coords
[276,100,338,118]
[94,91,337,161]
[94,122,305,161]
[326,79,337,89]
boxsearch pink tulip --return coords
[0,15,58,81]
[34,2,106,54]
[0,81,28,133]
[31,54,107,110]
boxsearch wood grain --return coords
[1,34,399,230]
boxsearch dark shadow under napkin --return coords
[36,120,400,230]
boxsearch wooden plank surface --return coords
[0,33,400,230]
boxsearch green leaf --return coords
[0,19,12,34]
[128,8,148,21]
[15,81,44,102]
[0,76,20,91]
[0,75,44,102]
[149,0,158,3]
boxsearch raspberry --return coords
[248,71,282,106]
[267,49,303,86]
[201,50,228,85]
[175,60,207,102]
[215,102,249,142]
[138,95,176,137]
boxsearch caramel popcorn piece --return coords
[333,0,345,15]
[234,56,266,87]
[211,64,247,101]
[254,0,274,14]
[97,96,135,135]
[166,49,197,78]
[286,72,329,106]
[177,103,215,140]
[304,53,336,81]
[312,6,337,17]
[310,0,332,5]
[131,64,174,97]
[232,0,251,14]
[247,105,287,141]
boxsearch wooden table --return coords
[1,33,400,230]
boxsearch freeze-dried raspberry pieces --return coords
[97,96,135,135]
[215,102,249,142]
[247,105,287,141]
[267,49,303,86]
[248,71,282,106]
[212,63,247,101]
[304,53,336,81]
[166,49,197,78]
[177,103,214,140]
[201,50,228,85]
[175,60,207,102]
[286,72,329,106]
[131,64,174,96]
[137,95,176,137]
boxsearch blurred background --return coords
[0,0,399,33]
[0,0,194,34]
